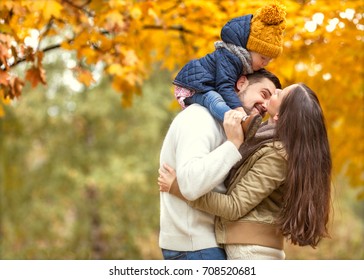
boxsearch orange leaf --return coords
[76,69,95,87]
[0,71,10,86]
[25,67,47,88]
[10,77,25,98]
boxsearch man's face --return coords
[236,77,276,116]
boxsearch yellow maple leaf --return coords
[130,7,142,20]
[77,69,95,87]
[39,0,63,20]
[108,64,123,75]
[122,50,139,67]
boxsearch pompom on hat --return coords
[247,2,287,58]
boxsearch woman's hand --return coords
[158,163,187,201]
[158,163,176,192]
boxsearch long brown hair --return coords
[275,83,332,248]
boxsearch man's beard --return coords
[238,89,266,117]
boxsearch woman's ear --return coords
[273,113,279,122]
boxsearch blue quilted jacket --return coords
[173,15,253,109]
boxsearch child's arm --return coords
[158,163,187,201]
[215,49,247,111]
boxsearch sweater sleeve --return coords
[174,105,242,201]
[188,148,287,220]
[214,49,243,109]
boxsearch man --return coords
[159,69,281,260]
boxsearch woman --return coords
[158,83,332,260]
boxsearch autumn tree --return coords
[0,0,363,194]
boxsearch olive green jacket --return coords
[189,141,287,249]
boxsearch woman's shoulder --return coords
[256,141,287,160]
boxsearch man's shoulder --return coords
[177,104,214,121]
[173,104,223,132]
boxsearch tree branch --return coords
[6,23,193,69]
[142,25,193,34]
[8,38,74,68]
[62,0,94,17]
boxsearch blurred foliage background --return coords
[0,0,363,259]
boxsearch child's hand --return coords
[158,163,176,192]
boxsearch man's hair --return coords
[246,68,282,89]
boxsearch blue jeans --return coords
[186,91,231,122]
[161,247,227,260]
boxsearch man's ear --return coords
[236,75,249,91]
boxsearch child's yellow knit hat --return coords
[247,2,287,58]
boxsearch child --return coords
[173,2,286,140]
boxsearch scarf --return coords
[224,121,276,187]
[214,41,254,75]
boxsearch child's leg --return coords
[185,90,230,122]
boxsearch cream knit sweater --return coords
[159,104,242,251]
